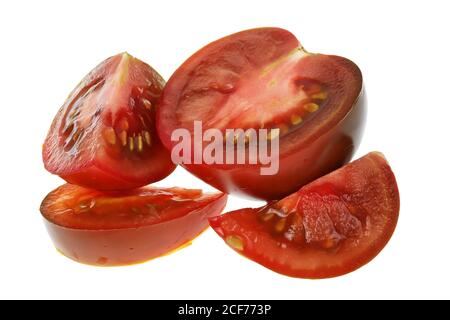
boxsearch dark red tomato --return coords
[158,28,366,200]
[43,53,176,191]
[209,152,399,278]
[40,184,227,266]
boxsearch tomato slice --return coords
[40,184,227,266]
[158,28,366,200]
[209,152,399,278]
[43,53,176,191]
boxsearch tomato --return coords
[40,184,227,266]
[43,53,176,191]
[209,152,399,278]
[157,28,366,200]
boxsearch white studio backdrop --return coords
[0,0,448,299]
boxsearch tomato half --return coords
[158,28,366,200]
[209,152,399,278]
[43,53,176,191]
[40,184,227,266]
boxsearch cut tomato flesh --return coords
[43,53,176,190]
[209,152,400,278]
[40,184,227,266]
[158,28,365,200]
[198,48,318,132]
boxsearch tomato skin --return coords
[158,28,366,200]
[40,184,227,266]
[209,152,399,278]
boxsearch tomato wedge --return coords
[158,28,366,200]
[40,184,227,266]
[43,53,176,191]
[209,152,399,278]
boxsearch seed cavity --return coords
[72,129,81,141]
[225,235,244,251]
[60,78,107,153]
[64,128,85,151]
[63,123,74,135]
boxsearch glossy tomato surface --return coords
[43,53,176,191]
[40,184,227,266]
[158,28,366,200]
[209,152,399,278]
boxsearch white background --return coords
[0,0,448,300]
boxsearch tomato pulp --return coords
[41,184,227,266]
[209,152,399,278]
[158,28,366,200]
[43,53,176,191]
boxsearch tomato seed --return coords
[141,98,152,110]
[225,235,244,251]
[260,212,274,222]
[311,91,328,100]
[304,102,319,113]
[137,135,143,152]
[290,114,303,125]
[274,218,287,233]
[129,137,134,152]
[143,131,152,146]
[103,127,116,145]
[119,131,127,146]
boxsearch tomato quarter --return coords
[43,53,176,190]
[41,184,227,266]
[158,28,366,200]
[209,152,399,278]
